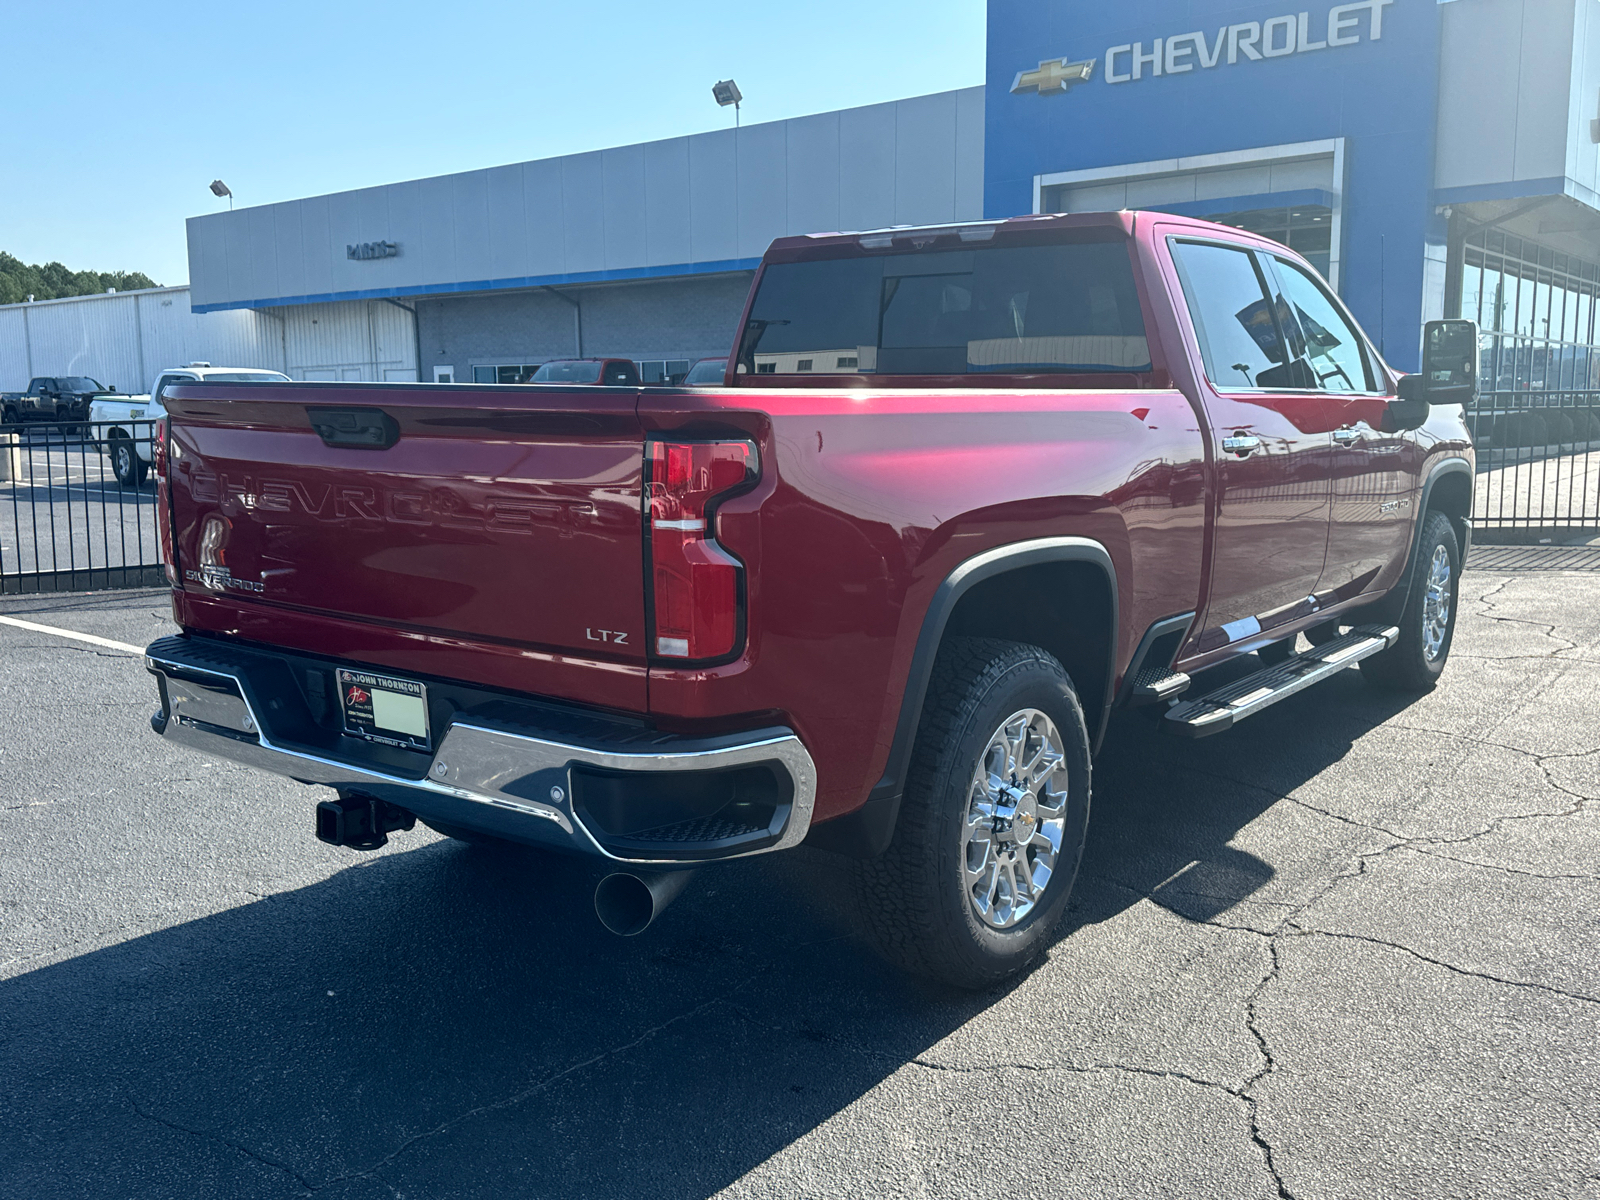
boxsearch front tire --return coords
[854,638,1092,989]
[110,436,147,487]
[1360,511,1461,691]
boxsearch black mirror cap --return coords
[1384,385,1431,432]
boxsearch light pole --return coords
[209,179,233,211]
[712,79,742,128]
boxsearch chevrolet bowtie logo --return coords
[1011,57,1096,96]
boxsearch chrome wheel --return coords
[1421,544,1453,661]
[962,708,1069,930]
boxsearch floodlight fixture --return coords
[712,79,742,127]
[210,179,233,210]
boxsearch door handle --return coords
[1333,427,1362,444]
[1221,434,1262,455]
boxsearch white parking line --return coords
[0,614,141,655]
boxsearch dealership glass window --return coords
[637,359,692,385]
[1459,228,1600,397]
[472,364,544,383]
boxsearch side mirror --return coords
[1388,319,1479,431]
[1418,318,1479,405]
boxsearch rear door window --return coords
[737,240,1150,376]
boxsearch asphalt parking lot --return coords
[2,569,1598,1200]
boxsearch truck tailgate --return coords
[163,383,646,697]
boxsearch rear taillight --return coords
[647,439,756,661]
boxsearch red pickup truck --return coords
[143,212,1477,988]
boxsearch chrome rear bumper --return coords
[145,636,816,866]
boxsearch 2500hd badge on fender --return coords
[142,212,1477,988]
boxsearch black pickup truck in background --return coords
[1,376,122,424]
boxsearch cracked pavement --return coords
[2,571,1598,1199]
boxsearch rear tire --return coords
[1304,619,1342,647]
[1257,637,1296,665]
[853,638,1092,989]
[1360,511,1461,692]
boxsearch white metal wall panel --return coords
[1194,165,1273,201]
[687,130,739,263]
[838,101,899,232]
[281,300,415,382]
[562,152,607,274]
[243,205,281,309]
[486,164,530,281]
[736,121,789,261]
[380,181,424,298]
[1513,0,1576,181]
[0,309,30,386]
[451,171,494,284]
[186,219,226,310]
[327,186,373,298]
[222,211,254,312]
[643,138,693,267]
[895,91,959,228]
[523,158,568,278]
[1568,0,1600,196]
[785,112,843,237]
[25,293,143,390]
[1436,0,1574,191]
[300,195,336,300]
[186,87,985,310]
[954,86,986,222]
[0,288,287,394]
[603,144,649,271]
[1056,157,1332,213]
[273,201,309,301]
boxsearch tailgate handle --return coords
[307,407,400,450]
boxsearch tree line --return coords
[1,252,160,306]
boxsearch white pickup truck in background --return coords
[90,364,290,486]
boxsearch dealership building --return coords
[4,0,1598,392]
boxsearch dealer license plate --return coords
[337,669,431,751]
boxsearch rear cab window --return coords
[155,374,194,402]
[737,238,1151,379]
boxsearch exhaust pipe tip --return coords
[594,869,695,937]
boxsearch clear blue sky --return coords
[0,0,985,288]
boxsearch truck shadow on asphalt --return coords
[0,669,1418,1199]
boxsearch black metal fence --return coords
[0,419,165,594]
[1465,391,1600,529]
